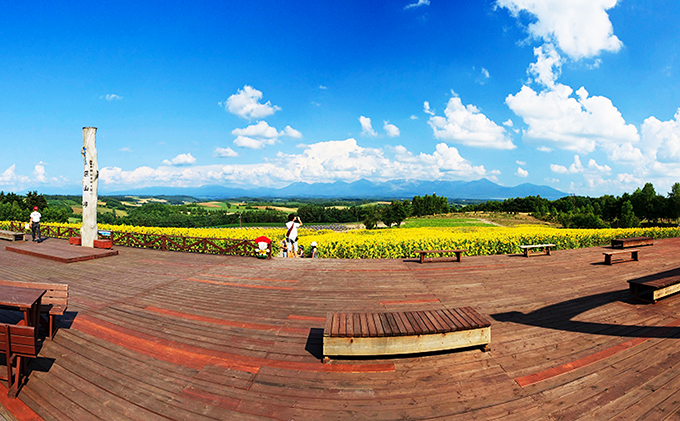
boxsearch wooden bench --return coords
[611,236,653,248]
[603,249,639,265]
[0,230,24,242]
[415,249,465,264]
[0,280,68,339]
[0,323,40,398]
[519,244,555,257]
[323,307,491,360]
[628,275,680,303]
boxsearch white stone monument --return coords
[81,127,98,247]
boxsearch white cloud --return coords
[234,135,275,149]
[231,121,302,149]
[537,146,552,152]
[503,119,514,127]
[0,164,30,187]
[232,121,280,138]
[427,93,515,149]
[423,101,435,116]
[221,85,281,120]
[162,153,196,166]
[99,139,488,188]
[100,94,122,101]
[283,126,303,138]
[506,84,638,153]
[383,121,400,137]
[481,67,490,79]
[319,85,328,90]
[359,116,377,137]
[34,163,47,183]
[410,115,419,120]
[497,0,623,60]
[529,44,562,88]
[641,109,680,163]
[516,160,526,166]
[213,147,238,158]
[516,167,529,177]
[404,0,430,10]
[120,147,131,152]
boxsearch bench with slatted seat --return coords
[0,230,24,242]
[611,236,653,248]
[323,307,491,360]
[0,323,40,398]
[519,243,555,257]
[628,274,680,303]
[415,249,465,264]
[603,249,640,265]
[0,280,68,339]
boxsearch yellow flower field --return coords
[3,220,679,259]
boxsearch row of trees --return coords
[0,191,71,223]
[467,182,680,228]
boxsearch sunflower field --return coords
[2,220,679,259]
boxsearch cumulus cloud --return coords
[550,155,611,175]
[213,147,238,158]
[641,109,680,163]
[516,167,529,177]
[231,121,303,149]
[506,84,638,154]
[497,0,623,60]
[234,135,275,149]
[0,164,30,187]
[162,153,196,166]
[283,126,303,138]
[359,116,377,136]
[383,121,400,137]
[99,139,489,188]
[34,163,47,183]
[529,44,562,88]
[427,93,515,149]
[423,102,435,116]
[404,0,430,10]
[221,85,281,120]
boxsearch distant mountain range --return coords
[100,178,567,201]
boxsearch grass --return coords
[403,217,495,228]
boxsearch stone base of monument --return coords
[69,237,81,245]
[94,239,113,249]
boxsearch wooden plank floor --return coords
[1,238,680,419]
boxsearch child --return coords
[280,239,288,258]
[299,245,305,258]
[310,241,318,258]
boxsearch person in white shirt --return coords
[285,214,302,257]
[29,206,42,242]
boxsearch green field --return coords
[402,217,495,228]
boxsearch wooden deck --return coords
[5,241,118,263]
[1,237,680,419]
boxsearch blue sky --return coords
[2,0,680,197]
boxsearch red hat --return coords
[33,206,38,210]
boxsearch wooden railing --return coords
[7,222,262,257]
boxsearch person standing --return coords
[30,206,42,242]
[285,214,302,257]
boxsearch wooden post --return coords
[81,127,98,248]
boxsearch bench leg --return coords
[546,247,551,256]
[420,254,424,264]
[632,251,639,261]
[481,344,490,352]
[455,252,461,262]
[605,255,612,265]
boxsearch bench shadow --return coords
[491,286,680,339]
[57,311,78,331]
[305,328,324,360]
